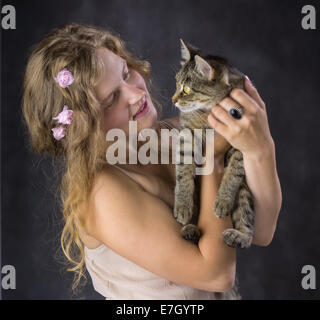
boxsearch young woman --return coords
[22,23,282,299]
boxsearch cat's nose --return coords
[171,95,178,104]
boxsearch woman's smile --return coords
[133,96,151,120]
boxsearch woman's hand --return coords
[207,77,274,159]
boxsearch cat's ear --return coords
[220,67,230,86]
[180,39,191,65]
[194,55,214,80]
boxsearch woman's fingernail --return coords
[245,75,255,87]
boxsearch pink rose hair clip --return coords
[51,106,74,141]
[51,126,67,141]
[55,69,74,88]
[52,68,74,140]
[53,106,73,125]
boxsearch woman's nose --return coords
[124,84,145,106]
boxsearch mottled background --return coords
[1,0,320,299]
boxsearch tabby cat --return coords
[172,39,254,249]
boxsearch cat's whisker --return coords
[158,119,177,132]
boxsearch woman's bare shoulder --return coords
[90,165,138,203]
[84,165,140,232]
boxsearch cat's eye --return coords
[183,85,191,95]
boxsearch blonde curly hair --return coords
[22,22,161,293]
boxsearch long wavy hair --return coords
[22,22,161,293]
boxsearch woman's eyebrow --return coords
[100,60,126,105]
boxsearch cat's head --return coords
[172,39,244,113]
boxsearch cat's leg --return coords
[222,182,254,248]
[174,162,201,243]
[174,163,195,223]
[214,149,245,218]
[174,126,202,243]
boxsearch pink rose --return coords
[54,69,74,88]
[53,106,73,125]
[51,126,67,141]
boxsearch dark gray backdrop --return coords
[1,0,320,299]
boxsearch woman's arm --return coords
[197,156,236,285]
[85,164,235,292]
[207,77,282,247]
[243,141,282,246]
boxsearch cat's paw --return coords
[174,203,194,225]
[181,224,201,244]
[222,228,252,249]
[214,198,234,218]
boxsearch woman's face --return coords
[95,47,158,138]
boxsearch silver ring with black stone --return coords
[229,107,243,120]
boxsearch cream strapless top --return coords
[84,165,240,300]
